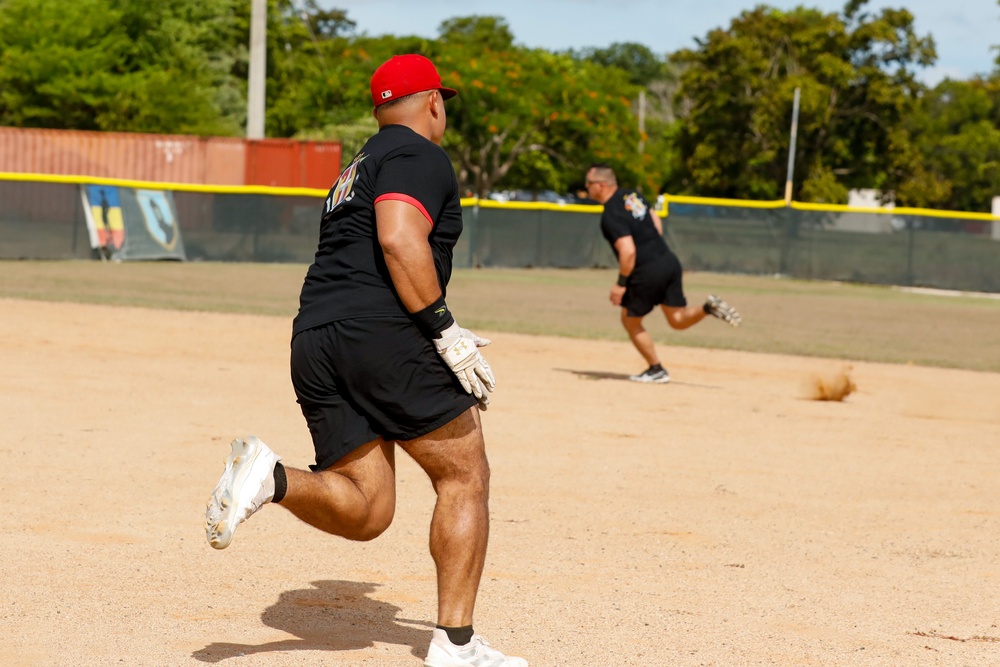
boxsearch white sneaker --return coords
[424,629,528,667]
[205,436,280,549]
[629,366,671,384]
[704,294,742,327]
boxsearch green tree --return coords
[299,17,655,197]
[0,0,243,134]
[668,1,935,202]
[904,77,1000,212]
[441,46,642,196]
[574,42,666,87]
[260,0,342,137]
[297,0,354,39]
[425,18,645,196]
[573,43,679,193]
[289,33,439,152]
[437,15,516,52]
[0,0,358,138]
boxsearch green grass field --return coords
[2,260,998,372]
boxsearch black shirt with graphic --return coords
[599,188,668,274]
[293,124,463,335]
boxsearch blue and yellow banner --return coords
[81,185,186,261]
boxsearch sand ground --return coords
[2,298,998,666]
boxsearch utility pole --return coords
[638,90,646,155]
[247,0,267,139]
[784,87,801,205]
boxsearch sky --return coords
[326,0,999,86]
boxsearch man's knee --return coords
[661,306,687,329]
[622,314,646,333]
[441,455,490,500]
[345,500,396,541]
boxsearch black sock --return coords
[272,462,287,504]
[437,624,474,646]
[650,363,664,372]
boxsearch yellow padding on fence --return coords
[662,194,786,209]
[0,172,328,198]
[3,172,997,221]
[463,198,601,213]
[789,200,998,221]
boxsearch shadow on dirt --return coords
[555,368,633,381]
[556,368,722,389]
[192,579,434,662]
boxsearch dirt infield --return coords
[3,297,999,666]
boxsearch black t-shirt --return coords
[599,188,668,271]
[293,125,464,335]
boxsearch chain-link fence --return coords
[3,175,998,293]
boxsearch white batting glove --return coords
[434,322,496,410]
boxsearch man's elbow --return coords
[378,227,411,257]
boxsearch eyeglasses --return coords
[585,179,606,186]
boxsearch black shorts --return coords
[290,317,477,471]
[622,251,687,317]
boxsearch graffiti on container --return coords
[154,140,187,164]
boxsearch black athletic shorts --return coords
[290,317,477,471]
[622,250,687,317]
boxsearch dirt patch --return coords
[2,298,999,666]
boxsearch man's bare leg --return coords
[661,303,708,330]
[621,310,660,367]
[398,407,489,627]
[278,439,398,541]
[216,408,488,624]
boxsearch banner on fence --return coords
[81,185,186,261]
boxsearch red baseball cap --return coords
[370,54,458,108]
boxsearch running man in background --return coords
[205,54,527,667]
[585,163,741,384]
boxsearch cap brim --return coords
[440,87,458,100]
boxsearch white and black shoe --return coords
[629,365,671,384]
[205,436,280,549]
[424,629,528,666]
[704,294,741,327]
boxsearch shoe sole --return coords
[629,376,671,384]
[425,643,529,667]
[706,296,741,327]
[425,658,528,667]
[709,308,741,327]
[205,437,266,550]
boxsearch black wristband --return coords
[617,274,629,287]
[410,296,455,337]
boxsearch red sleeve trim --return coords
[374,193,433,227]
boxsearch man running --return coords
[206,54,527,667]
[585,163,741,383]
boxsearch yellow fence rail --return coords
[3,171,998,221]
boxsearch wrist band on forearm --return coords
[410,296,456,337]
[617,274,629,287]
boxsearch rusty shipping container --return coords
[244,139,342,190]
[0,127,341,188]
